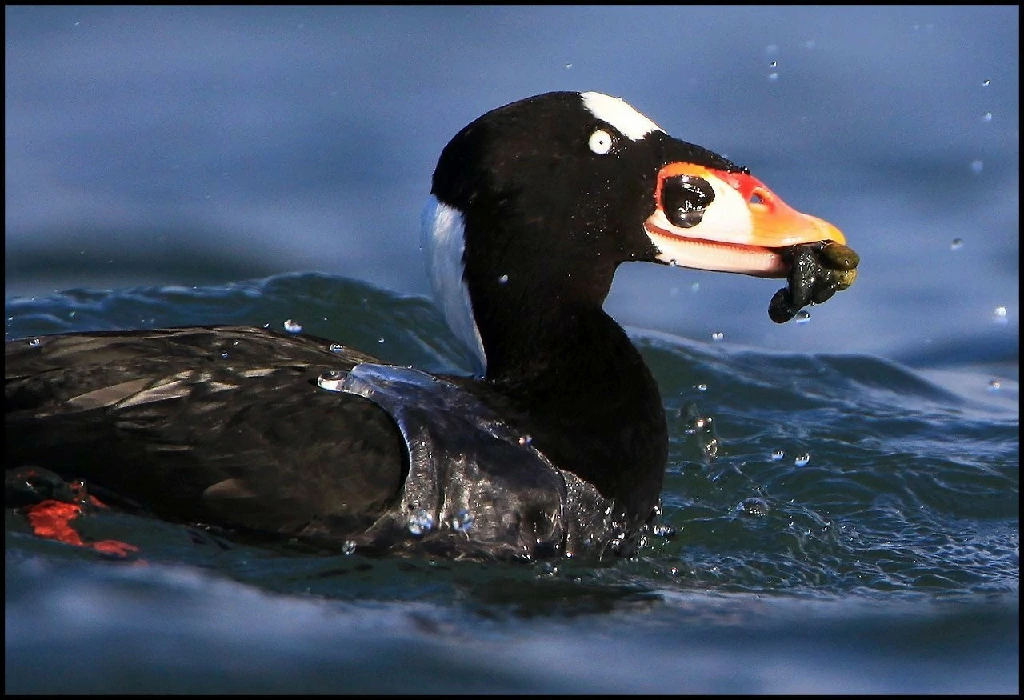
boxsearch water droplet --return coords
[970,159,984,174]
[696,383,708,392]
[283,319,302,333]
[538,561,557,576]
[795,310,811,324]
[407,510,435,536]
[317,370,346,392]
[769,60,778,68]
[220,352,229,359]
[711,331,724,342]
[498,274,509,284]
[987,379,1002,391]
[28,338,41,347]
[993,306,1008,324]
[690,282,700,292]
[377,337,385,344]
[451,509,474,532]
[652,523,675,538]
[565,63,573,70]
[950,238,964,251]
[770,449,785,461]
[342,540,357,555]
[982,79,991,87]
[518,435,533,446]
[794,453,811,467]
[737,497,770,517]
[981,112,993,123]
[329,343,344,353]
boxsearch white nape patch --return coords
[421,196,487,376]
[581,92,663,141]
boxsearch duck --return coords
[5,91,858,561]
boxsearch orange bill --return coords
[643,163,845,278]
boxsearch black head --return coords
[431,91,745,290]
[422,91,844,377]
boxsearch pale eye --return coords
[588,129,613,155]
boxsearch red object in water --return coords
[22,483,139,557]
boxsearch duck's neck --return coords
[474,290,668,525]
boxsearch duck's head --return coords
[422,91,857,376]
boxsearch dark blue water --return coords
[5,274,1018,693]
[5,5,1018,694]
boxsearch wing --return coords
[5,326,408,539]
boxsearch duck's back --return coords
[5,326,408,539]
[6,325,626,560]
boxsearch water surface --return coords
[5,274,1018,693]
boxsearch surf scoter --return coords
[5,91,858,560]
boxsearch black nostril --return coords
[749,187,771,206]
[662,175,715,228]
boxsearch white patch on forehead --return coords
[581,92,663,141]
[420,196,487,376]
